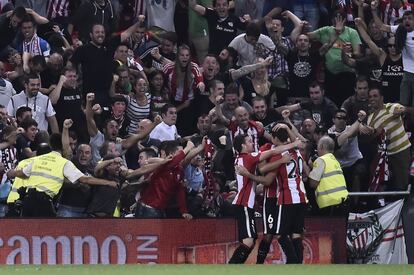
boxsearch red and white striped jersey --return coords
[233,152,261,208]
[229,120,264,153]
[259,143,277,199]
[274,149,307,205]
[381,1,414,25]
[47,0,69,19]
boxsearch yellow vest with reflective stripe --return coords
[26,151,68,198]
[314,153,348,208]
[7,158,31,203]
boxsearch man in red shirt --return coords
[229,133,301,264]
[135,140,195,219]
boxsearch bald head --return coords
[317,136,335,155]
[138,119,153,134]
[235,106,249,128]
[48,53,63,71]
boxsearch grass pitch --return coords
[0,265,413,275]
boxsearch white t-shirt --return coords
[228,33,275,66]
[149,121,179,142]
[145,0,177,32]
[0,78,16,106]
[6,91,56,131]
[391,25,414,73]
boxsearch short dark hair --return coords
[210,79,223,90]
[90,23,105,33]
[161,140,181,156]
[160,103,175,116]
[16,106,32,119]
[1,125,17,142]
[21,14,34,26]
[139,147,157,158]
[30,55,46,67]
[23,73,40,84]
[49,133,63,151]
[12,6,27,19]
[62,66,77,75]
[334,109,347,117]
[233,134,248,153]
[20,117,37,130]
[246,23,261,39]
[271,121,292,143]
[369,86,384,96]
[224,82,239,96]
[111,94,127,105]
[251,96,266,105]
[308,80,323,91]
[356,75,369,85]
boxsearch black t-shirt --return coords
[70,35,121,105]
[300,98,338,128]
[252,108,283,129]
[58,161,94,208]
[287,51,321,98]
[53,86,85,133]
[40,68,61,89]
[0,14,16,51]
[204,8,247,55]
[193,94,215,118]
[87,174,122,217]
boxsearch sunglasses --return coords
[388,44,396,48]
[335,116,346,120]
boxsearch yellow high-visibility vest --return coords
[314,153,348,208]
[7,158,32,203]
[25,151,68,198]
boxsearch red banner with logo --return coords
[0,218,346,264]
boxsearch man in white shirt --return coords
[7,73,58,133]
[0,61,16,106]
[228,22,275,66]
[150,103,180,142]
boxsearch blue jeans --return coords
[56,204,87,218]
[293,3,319,31]
[400,71,414,107]
[135,203,165,218]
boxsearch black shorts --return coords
[234,205,257,241]
[275,204,306,235]
[262,197,278,235]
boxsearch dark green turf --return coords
[0,265,413,275]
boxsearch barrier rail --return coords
[348,185,412,197]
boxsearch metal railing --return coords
[348,184,412,197]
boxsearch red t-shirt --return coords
[140,150,188,213]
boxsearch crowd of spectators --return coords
[0,0,413,218]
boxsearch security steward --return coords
[308,136,349,216]
[7,134,118,217]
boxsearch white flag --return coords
[347,199,408,264]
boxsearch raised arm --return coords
[62,119,73,159]
[49,75,66,105]
[355,17,385,60]
[26,8,49,25]
[121,115,162,150]
[235,165,277,186]
[259,139,302,162]
[125,157,172,179]
[371,0,391,33]
[230,56,273,81]
[182,137,207,167]
[282,10,303,43]
[189,0,207,16]
[85,93,99,137]
[259,153,293,175]
[337,110,366,147]
[214,96,230,126]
